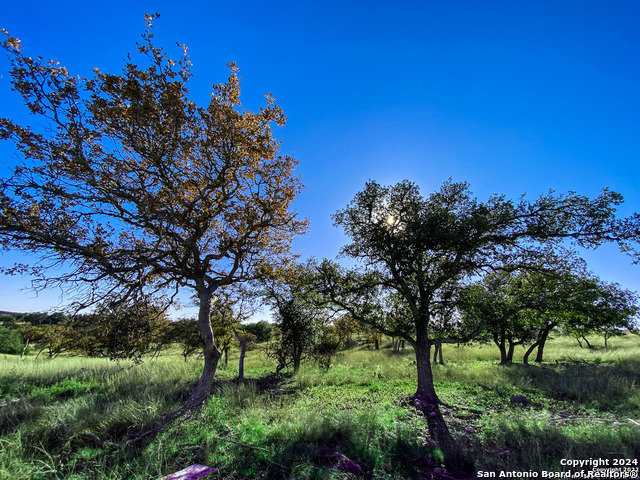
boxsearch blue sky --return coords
[1,0,639,316]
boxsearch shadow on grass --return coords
[501,361,640,411]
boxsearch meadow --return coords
[0,334,639,479]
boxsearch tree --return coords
[266,293,320,373]
[0,325,24,354]
[0,16,306,408]
[459,272,537,364]
[26,323,78,358]
[333,315,360,348]
[241,320,273,343]
[317,179,639,477]
[171,318,203,362]
[210,294,241,367]
[312,325,341,369]
[232,327,257,382]
[261,263,323,373]
[73,296,170,363]
[556,277,638,353]
[466,267,640,364]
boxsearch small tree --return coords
[261,263,323,373]
[171,318,203,361]
[266,294,320,373]
[333,315,360,348]
[313,325,341,369]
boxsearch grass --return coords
[0,334,639,479]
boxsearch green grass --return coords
[0,335,639,479]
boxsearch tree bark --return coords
[494,332,509,364]
[506,341,516,363]
[523,341,538,365]
[185,287,222,409]
[413,316,474,478]
[232,326,246,383]
[534,327,551,363]
[293,343,301,373]
[20,338,29,359]
[432,343,444,365]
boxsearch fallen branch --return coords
[219,437,258,450]
[126,406,195,446]
[77,433,121,451]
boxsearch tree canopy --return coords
[0,15,306,407]
[317,178,640,476]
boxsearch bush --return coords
[0,326,24,354]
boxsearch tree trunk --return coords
[374,334,379,350]
[20,338,29,359]
[185,287,222,409]
[413,317,474,478]
[293,342,301,373]
[523,340,538,365]
[232,327,246,383]
[582,335,593,349]
[506,341,516,363]
[432,343,444,365]
[575,336,583,348]
[534,327,551,363]
[494,332,509,365]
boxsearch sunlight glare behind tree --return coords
[320,178,640,477]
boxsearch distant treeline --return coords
[0,308,274,362]
[0,311,70,325]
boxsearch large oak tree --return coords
[0,16,306,407]
[317,179,639,477]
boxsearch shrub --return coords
[0,326,23,354]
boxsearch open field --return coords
[1,334,639,479]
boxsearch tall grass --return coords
[0,333,639,479]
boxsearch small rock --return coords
[510,394,529,406]
[465,426,475,433]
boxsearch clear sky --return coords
[1,0,639,317]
